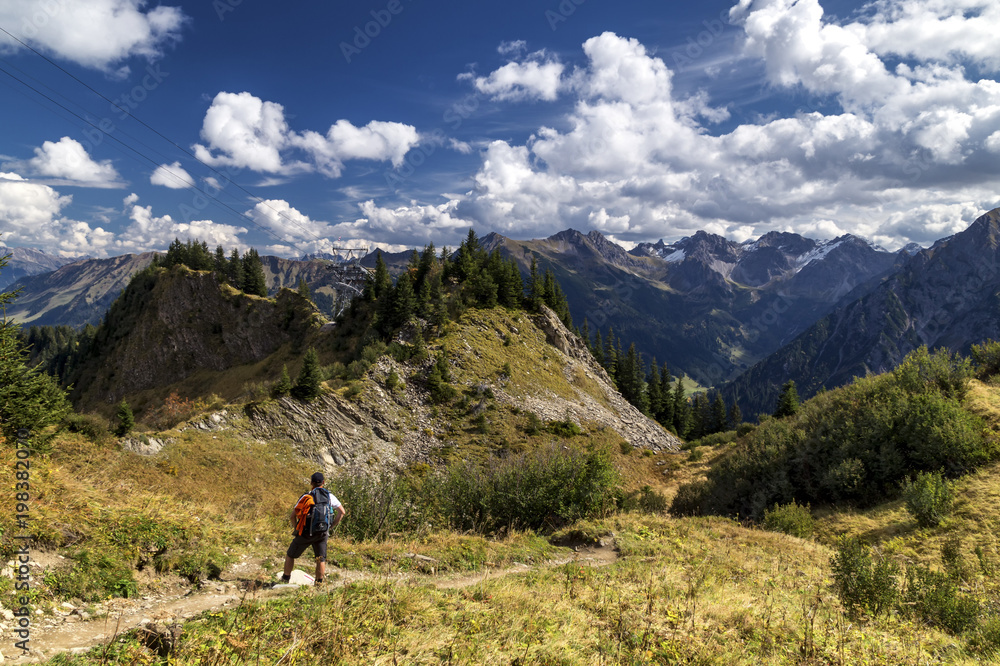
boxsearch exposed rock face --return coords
[227,305,680,478]
[531,306,682,452]
[71,266,319,408]
[723,208,1000,416]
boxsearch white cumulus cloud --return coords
[0,0,187,76]
[193,91,421,178]
[18,137,124,188]
[150,162,196,189]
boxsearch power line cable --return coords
[0,61,306,251]
[0,25,356,255]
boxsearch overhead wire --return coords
[0,25,359,256]
[0,60,305,250]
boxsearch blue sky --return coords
[0,0,998,258]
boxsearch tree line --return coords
[577,323,743,439]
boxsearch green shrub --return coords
[971,339,1000,380]
[618,441,633,456]
[432,443,619,534]
[385,369,401,392]
[830,537,900,619]
[968,616,1000,658]
[546,419,582,438]
[941,536,970,582]
[360,341,387,364]
[634,485,668,514]
[523,411,543,435]
[670,480,709,517]
[330,473,422,541]
[902,470,954,527]
[344,382,363,401]
[62,412,109,442]
[761,500,814,538]
[903,565,980,634]
[43,549,137,601]
[687,447,704,462]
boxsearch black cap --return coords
[310,471,324,485]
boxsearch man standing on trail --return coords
[281,471,345,586]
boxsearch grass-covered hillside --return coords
[9,246,1000,662]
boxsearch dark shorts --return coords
[286,532,328,562]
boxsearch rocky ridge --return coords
[184,306,679,478]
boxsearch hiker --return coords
[281,471,345,585]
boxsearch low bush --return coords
[62,412,109,442]
[761,500,813,538]
[546,419,582,438]
[830,537,899,619]
[903,566,980,634]
[901,470,954,527]
[618,485,668,514]
[432,443,619,534]
[971,339,1000,380]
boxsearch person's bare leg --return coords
[283,556,294,578]
[315,558,326,582]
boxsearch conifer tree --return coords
[603,326,617,379]
[114,400,134,437]
[672,376,690,437]
[581,318,591,350]
[411,326,428,362]
[689,393,708,440]
[291,348,323,401]
[391,272,417,329]
[414,242,436,294]
[0,255,70,439]
[773,380,800,418]
[658,362,674,426]
[271,365,292,398]
[727,401,743,430]
[591,329,605,366]
[371,251,392,301]
[241,248,268,297]
[528,254,545,311]
[214,245,227,273]
[296,277,311,301]
[647,359,663,418]
[710,392,728,434]
[227,248,244,289]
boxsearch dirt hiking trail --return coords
[5,543,617,663]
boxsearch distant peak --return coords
[547,228,586,243]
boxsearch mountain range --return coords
[7,208,1000,418]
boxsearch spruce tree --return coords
[227,248,244,289]
[271,365,292,398]
[591,330,605,366]
[372,251,392,300]
[0,255,70,439]
[647,360,662,418]
[710,393,728,434]
[296,277,311,301]
[672,376,690,437]
[773,380,800,418]
[114,400,135,437]
[391,272,417,329]
[291,348,323,401]
[214,245,227,273]
[727,401,743,430]
[658,362,674,425]
[241,248,268,297]
[528,254,544,311]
